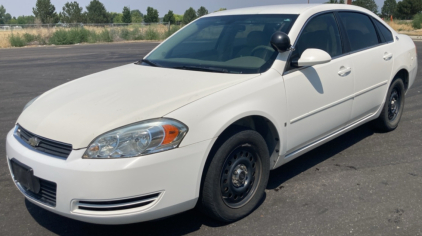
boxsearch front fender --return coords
[164,68,287,195]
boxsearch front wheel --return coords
[199,130,270,222]
[374,78,405,132]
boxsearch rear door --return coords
[283,13,354,153]
[337,12,394,121]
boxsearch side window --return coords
[338,12,379,51]
[373,19,394,43]
[291,13,342,64]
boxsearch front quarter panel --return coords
[165,68,287,169]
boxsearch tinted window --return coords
[146,14,298,74]
[291,13,342,65]
[373,19,394,42]
[338,12,379,51]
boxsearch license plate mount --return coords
[10,158,40,194]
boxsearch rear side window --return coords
[373,19,394,43]
[338,12,379,51]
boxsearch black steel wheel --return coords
[220,146,261,208]
[387,88,401,121]
[374,78,405,132]
[199,130,270,222]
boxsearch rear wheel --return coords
[374,78,405,132]
[199,130,270,222]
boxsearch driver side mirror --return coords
[270,31,291,52]
[291,48,332,67]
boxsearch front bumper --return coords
[6,128,213,224]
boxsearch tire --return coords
[199,130,270,222]
[374,78,405,132]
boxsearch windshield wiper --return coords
[174,65,229,73]
[139,59,160,67]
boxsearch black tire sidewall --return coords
[378,79,405,131]
[201,130,270,222]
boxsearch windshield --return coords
[145,14,298,74]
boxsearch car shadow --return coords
[300,67,324,94]
[25,123,375,235]
[267,122,375,189]
[26,192,267,236]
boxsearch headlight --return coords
[83,118,188,159]
[23,96,40,111]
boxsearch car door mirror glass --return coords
[291,48,332,67]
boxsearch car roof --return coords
[204,4,372,16]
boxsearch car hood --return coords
[17,64,258,149]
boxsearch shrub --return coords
[68,28,90,44]
[413,13,422,29]
[119,28,130,40]
[23,33,36,43]
[49,29,70,45]
[98,29,112,42]
[145,27,160,40]
[130,27,142,40]
[9,34,26,47]
[87,31,98,43]
[49,28,90,45]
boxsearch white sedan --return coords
[6,4,417,224]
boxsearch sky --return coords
[1,0,387,17]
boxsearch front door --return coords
[283,13,355,153]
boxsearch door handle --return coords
[383,52,393,61]
[338,66,352,77]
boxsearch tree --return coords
[4,13,12,23]
[174,14,183,23]
[33,0,57,23]
[131,9,143,23]
[122,6,131,23]
[86,0,109,23]
[109,12,122,23]
[144,7,159,23]
[163,10,175,24]
[15,15,36,24]
[197,6,208,17]
[381,0,397,17]
[0,5,6,24]
[183,7,197,24]
[352,0,378,14]
[396,0,422,19]
[61,1,83,23]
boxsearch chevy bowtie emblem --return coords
[28,137,41,147]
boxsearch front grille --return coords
[16,178,57,207]
[74,192,161,213]
[16,125,72,159]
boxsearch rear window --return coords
[338,12,379,51]
[373,19,394,43]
